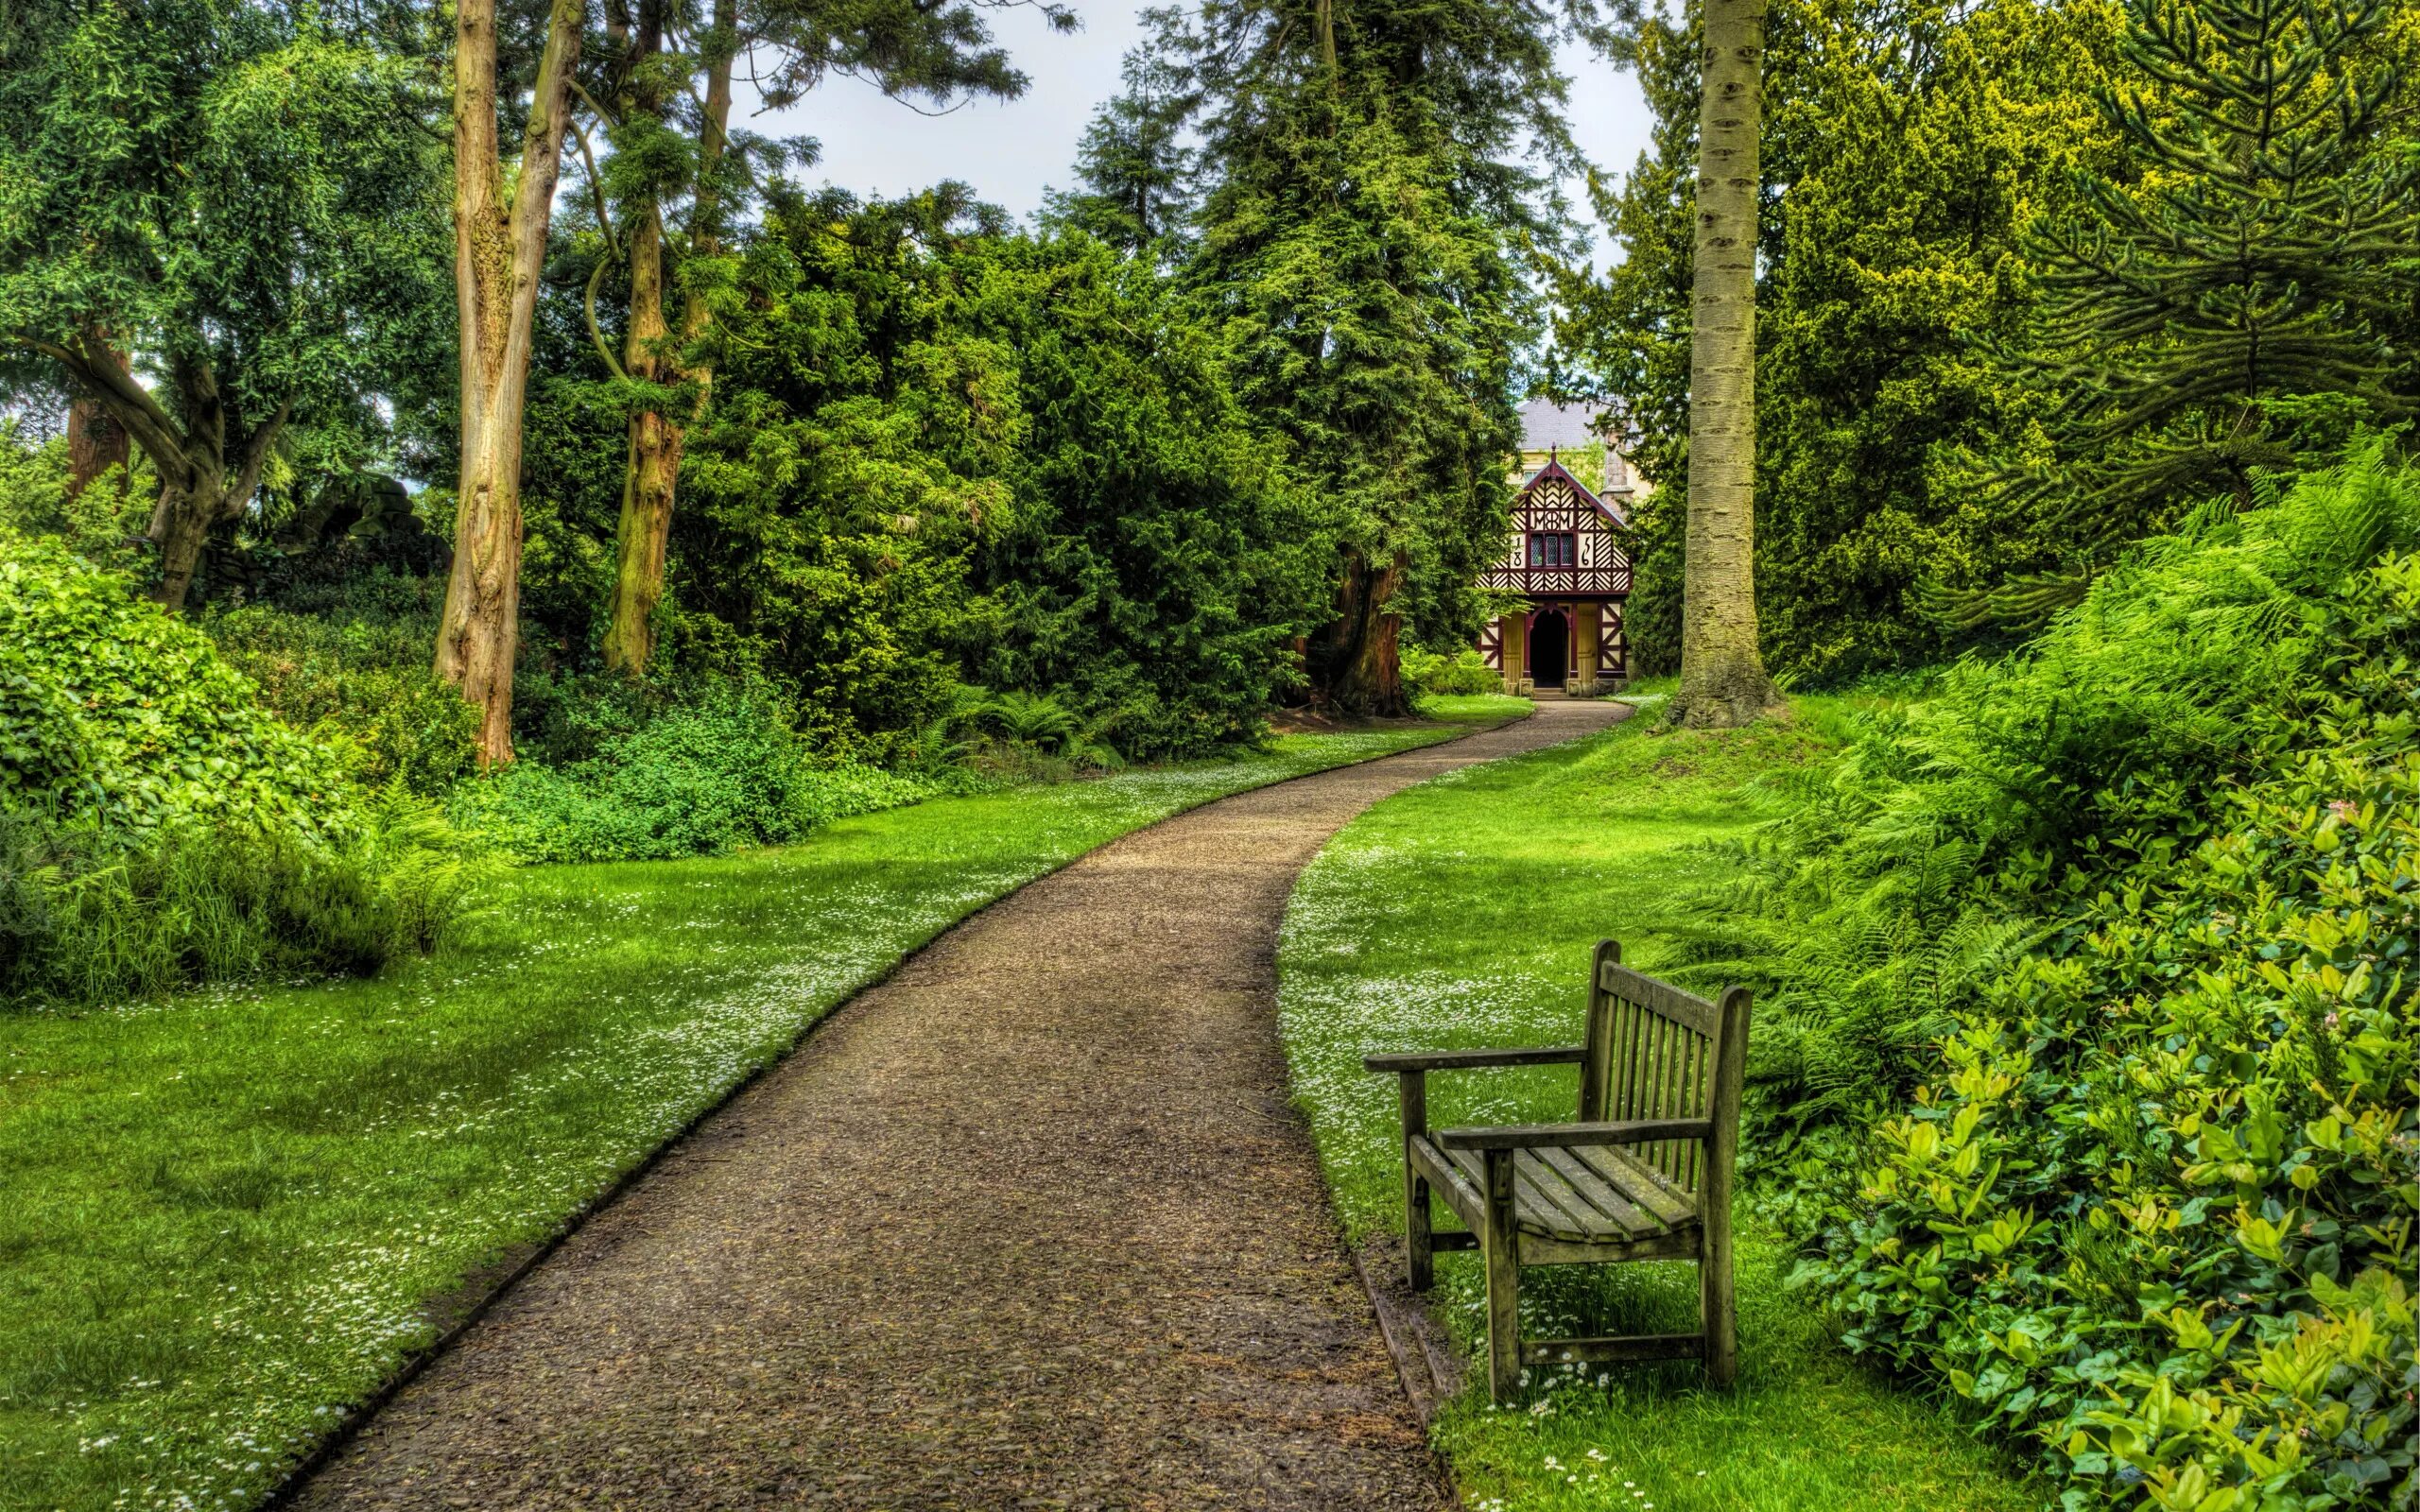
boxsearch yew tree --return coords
[1174,0,1595,715]
[585,0,1064,678]
[0,0,449,609]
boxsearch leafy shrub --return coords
[1402,644,1501,696]
[0,541,484,1005]
[1733,442,2418,1510]
[0,536,352,837]
[0,420,150,569]
[451,688,944,864]
[205,574,478,796]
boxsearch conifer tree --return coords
[1956,0,2415,621]
[1046,9,1199,262]
[1171,0,1595,714]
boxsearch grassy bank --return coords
[1277,687,2042,1511]
[0,699,1523,1512]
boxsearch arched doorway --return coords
[1529,610,1568,689]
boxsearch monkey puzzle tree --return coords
[1951,0,2416,624]
[0,0,449,609]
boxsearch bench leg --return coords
[1701,1228,1737,1386]
[1482,1148,1522,1401]
[1398,1071,1433,1292]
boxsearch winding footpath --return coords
[293,698,1624,1511]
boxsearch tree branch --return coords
[227,395,296,521]
[14,334,191,481]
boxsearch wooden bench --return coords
[1363,939,1751,1400]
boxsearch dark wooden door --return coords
[1529,610,1567,687]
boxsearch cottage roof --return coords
[1516,456,1630,529]
[1518,398,1607,454]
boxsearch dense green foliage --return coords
[1962,0,2418,609]
[1150,0,1589,711]
[0,539,476,1004]
[1560,0,2414,682]
[449,688,944,864]
[1727,445,2418,1509]
[0,0,450,602]
[0,539,348,835]
[524,189,1331,763]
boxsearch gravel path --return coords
[292,699,1624,1511]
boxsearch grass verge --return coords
[0,702,1521,1512]
[1277,686,2044,1512]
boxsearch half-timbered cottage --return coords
[1477,399,1646,694]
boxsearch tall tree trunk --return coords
[1321,549,1410,716]
[602,0,734,676]
[66,337,130,497]
[436,0,583,765]
[603,198,681,674]
[1671,0,1778,729]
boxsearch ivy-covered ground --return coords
[0,698,1520,1512]
[1277,685,2042,1512]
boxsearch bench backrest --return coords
[1578,938,1751,1198]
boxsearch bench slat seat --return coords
[1411,1138,1701,1246]
[1364,938,1752,1400]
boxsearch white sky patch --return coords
[745,0,1654,263]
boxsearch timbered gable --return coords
[1478,460,1632,598]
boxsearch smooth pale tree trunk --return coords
[1671,0,1779,729]
[436,0,583,765]
[602,0,735,676]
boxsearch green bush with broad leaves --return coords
[1402,644,1502,696]
[449,687,948,864]
[0,538,483,1005]
[1726,441,2417,1511]
[0,536,353,836]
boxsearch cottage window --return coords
[1527,531,1575,569]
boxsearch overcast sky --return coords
[747,2,1654,266]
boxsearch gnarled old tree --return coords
[0,0,447,609]
[438,0,586,763]
[586,0,1055,677]
[1670,0,1779,727]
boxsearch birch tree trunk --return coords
[435,0,583,765]
[1672,0,1779,729]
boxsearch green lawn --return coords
[1278,685,2045,1512]
[0,698,1524,1512]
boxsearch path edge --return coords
[261,704,1537,1509]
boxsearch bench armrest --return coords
[1362,1045,1585,1074]
[1431,1117,1714,1151]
